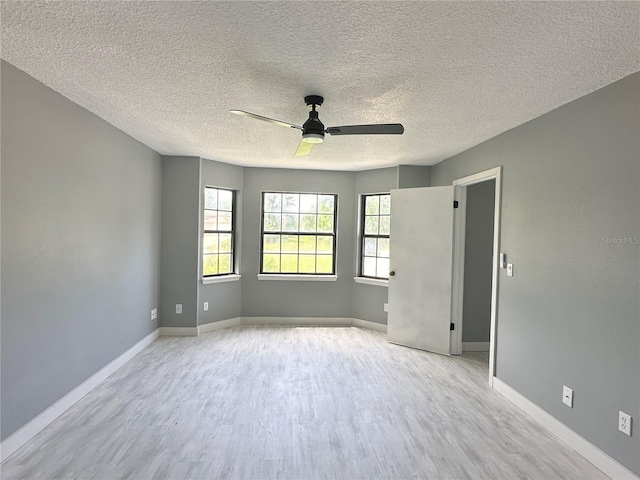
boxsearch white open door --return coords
[387,186,455,355]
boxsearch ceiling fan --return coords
[231,95,404,157]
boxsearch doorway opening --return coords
[450,167,502,385]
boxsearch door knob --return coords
[389,271,396,276]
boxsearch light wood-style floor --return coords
[2,326,607,480]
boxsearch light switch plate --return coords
[507,263,514,277]
[383,303,388,312]
[500,253,506,269]
[175,304,182,314]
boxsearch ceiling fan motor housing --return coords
[302,95,325,141]
[302,110,325,137]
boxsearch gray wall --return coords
[351,166,432,324]
[398,165,431,188]
[160,156,200,328]
[462,180,495,343]
[240,168,356,318]
[162,162,434,325]
[1,61,162,440]
[199,158,244,325]
[352,168,398,324]
[431,73,639,474]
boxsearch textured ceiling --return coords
[2,2,639,171]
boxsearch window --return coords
[261,192,337,274]
[203,187,235,276]
[360,193,390,279]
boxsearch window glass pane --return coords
[299,214,316,232]
[203,187,235,276]
[203,254,218,275]
[377,238,390,258]
[364,216,378,235]
[263,254,280,272]
[218,190,232,211]
[317,236,333,254]
[281,235,298,253]
[219,233,232,253]
[263,234,280,252]
[299,255,316,273]
[363,257,376,277]
[360,193,390,279]
[219,254,232,274]
[205,188,217,210]
[281,254,298,272]
[282,214,299,232]
[317,215,334,233]
[264,213,281,232]
[264,193,282,212]
[364,238,377,256]
[218,211,232,231]
[380,194,391,215]
[365,195,379,215]
[282,193,299,213]
[318,195,334,214]
[316,255,333,273]
[203,233,219,254]
[376,258,389,278]
[300,194,317,213]
[204,210,217,230]
[261,191,335,274]
[379,215,390,235]
[299,235,316,253]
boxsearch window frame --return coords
[202,186,236,278]
[359,192,391,280]
[259,191,338,275]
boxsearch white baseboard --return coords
[352,318,388,333]
[462,341,490,352]
[1,329,159,463]
[162,317,386,334]
[493,377,639,480]
[240,316,352,327]
[158,326,198,336]
[198,317,241,334]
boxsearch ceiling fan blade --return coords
[294,139,314,157]
[230,110,302,130]
[325,124,404,136]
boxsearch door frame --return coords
[450,166,502,385]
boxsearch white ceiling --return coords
[2,2,638,171]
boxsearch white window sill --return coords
[202,274,241,285]
[257,274,338,282]
[354,277,389,287]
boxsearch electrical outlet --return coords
[562,385,573,407]
[175,304,182,314]
[506,263,514,277]
[151,308,157,320]
[204,302,209,311]
[619,411,632,436]
[383,303,388,312]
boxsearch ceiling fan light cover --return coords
[302,133,324,144]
